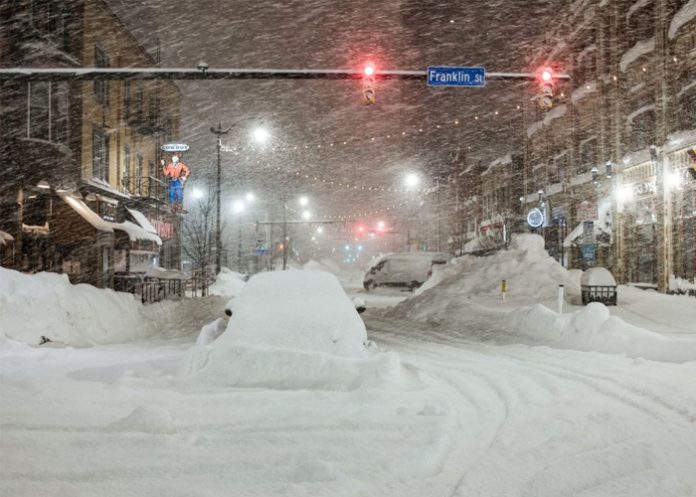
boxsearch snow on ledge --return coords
[620,37,655,72]
[669,0,696,39]
[0,230,14,245]
[572,82,598,104]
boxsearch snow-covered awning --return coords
[0,230,14,245]
[126,208,158,235]
[59,193,161,245]
[59,192,114,233]
[115,221,162,246]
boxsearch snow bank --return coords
[512,303,696,363]
[0,267,151,346]
[392,234,579,322]
[106,406,175,434]
[183,270,409,390]
[208,267,246,297]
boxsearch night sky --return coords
[111,0,558,219]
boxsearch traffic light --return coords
[537,67,555,109]
[362,62,376,105]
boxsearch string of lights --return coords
[221,105,524,155]
[268,165,437,194]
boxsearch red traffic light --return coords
[363,63,375,76]
[541,68,552,81]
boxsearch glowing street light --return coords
[245,191,256,202]
[251,127,270,144]
[192,188,204,200]
[302,210,312,220]
[404,172,420,189]
[298,196,309,207]
[316,226,324,234]
[232,199,245,214]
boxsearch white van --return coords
[363,252,451,291]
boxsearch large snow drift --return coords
[512,303,696,363]
[386,234,696,362]
[0,267,151,346]
[184,270,407,390]
[208,267,246,297]
[400,234,579,315]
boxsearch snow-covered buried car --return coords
[363,252,452,291]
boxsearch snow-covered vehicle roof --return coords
[581,267,617,287]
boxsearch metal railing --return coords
[114,274,183,304]
[121,175,166,202]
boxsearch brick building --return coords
[517,0,695,291]
[0,0,183,288]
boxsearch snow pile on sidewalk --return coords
[183,270,408,390]
[512,303,696,363]
[208,267,246,297]
[0,267,151,346]
[392,234,580,322]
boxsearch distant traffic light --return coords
[537,67,555,109]
[362,62,376,105]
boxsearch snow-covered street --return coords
[2,264,696,496]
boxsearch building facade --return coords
[0,0,183,288]
[517,0,695,292]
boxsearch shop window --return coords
[678,90,696,130]
[23,194,50,227]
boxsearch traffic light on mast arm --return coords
[537,67,555,109]
[362,62,376,105]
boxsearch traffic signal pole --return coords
[0,67,571,82]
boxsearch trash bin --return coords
[580,267,617,305]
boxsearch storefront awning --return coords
[59,193,161,245]
[115,221,162,246]
[59,192,115,233]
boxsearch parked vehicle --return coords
[363,252,451,291]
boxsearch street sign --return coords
[161,143,190,152]
[427,66,485,87]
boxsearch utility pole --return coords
[282,196,288,270]
[210,123,230,275]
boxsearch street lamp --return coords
[245,191,256,203]
[210,123,231,275]
[251,127,270,144]
[302,210,312,220]
[298,196,309,207]
[404,172,420,190]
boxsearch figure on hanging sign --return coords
[162,153,190,210]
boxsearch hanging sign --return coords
[527,207,544,228]
[161,143,190,152]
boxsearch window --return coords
[93,47,109,106]
[136,155,143,187]
[123,145,131,191]
[28,82,49,140]
[27,82,69,143]
[148,95,158,127]
[123,80,131,119]
[61,10,72,52]
[135,82,144,121]
[92,127,108,181]
[578,137,598,173]
[50,82,69,144]
[631,110,656,150]
[31,0,46,32]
